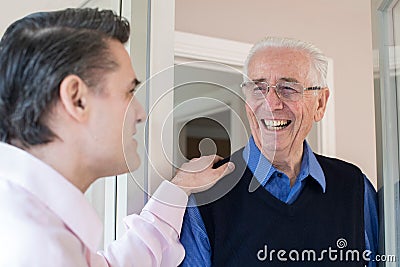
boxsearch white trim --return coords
[373,47,400,77]
[103,176,116,248]
[377,0,400,261]
[319,58,336,157]
[115,174,127,239]
[373,49,379,77]
[145,0,175,195]
[174,98,231,123]
[174,58,243,74]
[174,31,336,156]
[175,31,252,68]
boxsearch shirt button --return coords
[277,173,282,178]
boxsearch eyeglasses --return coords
[240,80,322,102]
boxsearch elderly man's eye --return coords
[279,84,300,94]
[254,83,268,92]
[281,86,296,92]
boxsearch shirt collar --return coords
[0,142,103,252]
[305,141,326,192]
[242,136,326,192]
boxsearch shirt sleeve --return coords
[364,175,378,267]
[179,195,212,267]
[100,180,189,267]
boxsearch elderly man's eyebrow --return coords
[251,78,300,83]
[279,77,299,83]
[252,78,267,82]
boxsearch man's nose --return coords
[134,98,146,123]
[265,87,284,110]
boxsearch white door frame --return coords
[376,0,400,262]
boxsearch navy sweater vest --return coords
[195,149,365,266]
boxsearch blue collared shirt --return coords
[180,137,378,266]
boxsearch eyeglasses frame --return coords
[240,80,322,101]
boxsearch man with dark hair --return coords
[180,37,378,266]
[0,8,234,266]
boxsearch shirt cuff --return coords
[142,180,188,235]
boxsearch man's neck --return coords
[271,154,303,186]
[23,141,93,192]
[259,143,304,186]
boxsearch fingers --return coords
[211,155,224,164]
[179,155,223,173]
[188,155,223,166]
[171,155,235,195]
[212,161,235,180]
[189,161,235,194]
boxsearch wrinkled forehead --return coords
[247,47,312,84]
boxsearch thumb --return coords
[213,161,235,181]
[186,161,236,195]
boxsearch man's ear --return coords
[59,75,89,122]
[314,88,330,122]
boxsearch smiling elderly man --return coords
[179,37,378,267]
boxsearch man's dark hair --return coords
[0,8,130,147]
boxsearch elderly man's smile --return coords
[261,119,292,131]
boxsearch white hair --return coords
[243,36,328,87]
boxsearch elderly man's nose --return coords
[265,87,284,109]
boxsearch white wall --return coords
[0,0,87,36]
[176,0,377,186]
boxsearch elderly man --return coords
[0,8,234,266]
[180,37,378,266]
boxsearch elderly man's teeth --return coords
[261,119,291,130]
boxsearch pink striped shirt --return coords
[0,142,188,266]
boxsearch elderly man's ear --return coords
[59,75,89,122]
[314,88,330,122]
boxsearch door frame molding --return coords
[376,0,400,260]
